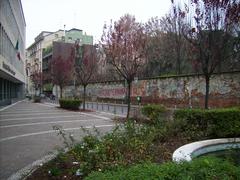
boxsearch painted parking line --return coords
[80,112,112,120]
[0,112,79,117]
[95,110,126,117]
[40,102,125,118]
[0,124,115,142]
[0,119,109,128]
[38,103,58,108]
[1,111,56,115]
[0,115,87,122]
[17,102,115,121]
[0,100,25,112]
[0,108,57,112]
[38,103,113,120]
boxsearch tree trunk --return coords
[176,47,181,75]
[204,75,210,109]
[60,86,62,99]
[126,81,132,119]
[177,57,181,74]
[83,85,86,110]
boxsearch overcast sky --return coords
[21,0,172,47]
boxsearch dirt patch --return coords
[26,135,189,180]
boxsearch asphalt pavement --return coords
[44,99,139,116]
[0,100,117,179]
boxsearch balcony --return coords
[42,45,53,57]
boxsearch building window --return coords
[0,23,2,55]
[0,0,24,75]
[0,78,3,100]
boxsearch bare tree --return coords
[30,70,42,95]
[144,12,191,78]
[51,52,74,98]
[175,0,240,109]
[167,5,189,75]
[144,17,171,77]
[75,43,98,110]
[101,14,147,118]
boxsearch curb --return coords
[0,100,25,112]
[41,102,126,117]
[7,151,58,180]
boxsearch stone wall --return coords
[64,72,240,108]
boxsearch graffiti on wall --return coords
[64,72,240,108]
[99,87,126,98]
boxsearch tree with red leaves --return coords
[101,14,147,118]
[174,0,240,109]
[51,52,74,98]
[30,70,43,95]
[75,43,98,110]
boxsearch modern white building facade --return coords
[0,0,26,106]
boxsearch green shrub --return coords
[174,108,240,139]
[59,121,161,176]
[59,99,82,110]
[49,167,62,176]
[33,96,41,103]
[26,94,32,100]
[141,104,166,124]
[86,157,240,180]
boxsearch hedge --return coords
[59,99,82,110]
[174,108,240,139]
[86,157,240,180]
[33,96,41,103]
[141,104,166,124]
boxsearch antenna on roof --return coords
[63,24,66,42]
[64,24,66,36]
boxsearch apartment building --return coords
[26,28,93,95]
[0,0,26,106]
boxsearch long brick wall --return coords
[63,72,240,108]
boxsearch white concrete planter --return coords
[172,138,240,162]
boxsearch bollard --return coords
[114,101,116,114]
[121,101,124,114]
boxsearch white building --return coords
[25,30,64,95]
[0,0,26,106]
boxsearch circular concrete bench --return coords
[172,138,240,162]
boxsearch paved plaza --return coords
[0,100,116,179]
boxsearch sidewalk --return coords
[42,99,141,117]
